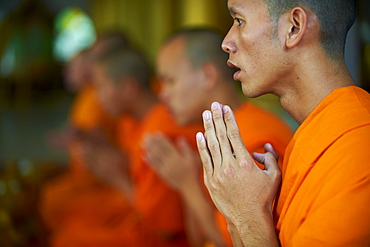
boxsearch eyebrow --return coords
[228,6,239,16]
[228,6,237,16]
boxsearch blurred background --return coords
[0,0,369,245]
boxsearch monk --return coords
[51,45,203,247]
[196,0,370,246]
[143,29,293,246]
[40,31,130,239]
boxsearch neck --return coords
[279,59,355,125]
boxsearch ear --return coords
[285,7,308,49]
[200,62,218,91]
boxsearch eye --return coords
[234,17,243,26]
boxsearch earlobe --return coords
[286,7,307,49]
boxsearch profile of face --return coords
[92,64,123,116]
[222,0,286,98]
[157,38,208,126]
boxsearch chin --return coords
[241,83,267,98]
[242,87,260,98]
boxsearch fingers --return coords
[263,143,279,161]
[222,105,254,163]
[143,132,174,167]
[196,132,213,177]
[252,144,280,174]
[210,102,234,160]
[202,110,222,168]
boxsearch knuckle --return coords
[217,132,229,143]
[228,129,240,140]
[275,167,282,177]
[209,180,219,191]
[203,121,214,131]
[222,165,235,176]
[198,143,208,153]
[207,141,220,153]
[212,111,223,120]
[199,155,209,166]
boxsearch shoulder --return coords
[141,102,202,141]
[141,102,175,131]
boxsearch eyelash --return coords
[234,18,243,26]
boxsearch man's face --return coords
[156,39,207,126]
[92,64,123,116]
[222,0,287,98]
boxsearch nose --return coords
[221,31,236,54]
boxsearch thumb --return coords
[264,143,279,160]
[252,151,279,172]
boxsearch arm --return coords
[196,102,281,247]
[143,133,226,247]
[184,203,204,247]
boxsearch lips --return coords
[227,60,241,81]
[227,60,238,69]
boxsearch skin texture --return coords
[157,38,214,126]
[145,29,293,246]
[222,0,286,99]
[150,36,233,247]
[196,0,358,246]
[197,103,281,247]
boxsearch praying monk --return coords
[196,0,370,246]
[51,45,202,247]
[40,32,130,238]
[144,29,293,246]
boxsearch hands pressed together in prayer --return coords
[141,102,282,246]
[196,102,281,246]
[143,133,201,192]
[143,132,227,247]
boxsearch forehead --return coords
[157,38,192,72]
[227,0,268,15]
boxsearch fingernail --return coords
[203,111,211,120]
[223,105,230,113]
[196,132,204,141]
[211,102,220,110]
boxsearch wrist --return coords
[180,177,202,199]
[230,205,273,232]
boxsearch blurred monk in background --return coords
[143,28,293,246]
[40,31,131,242]
[48,42,202,246]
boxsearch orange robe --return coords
[215,101,293,246]
[69,83,117,174]
[130,103,203,247]
[49,103,203,247]
[275,86,370,246]
[40,84,127,237]
[46,115,144,247]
